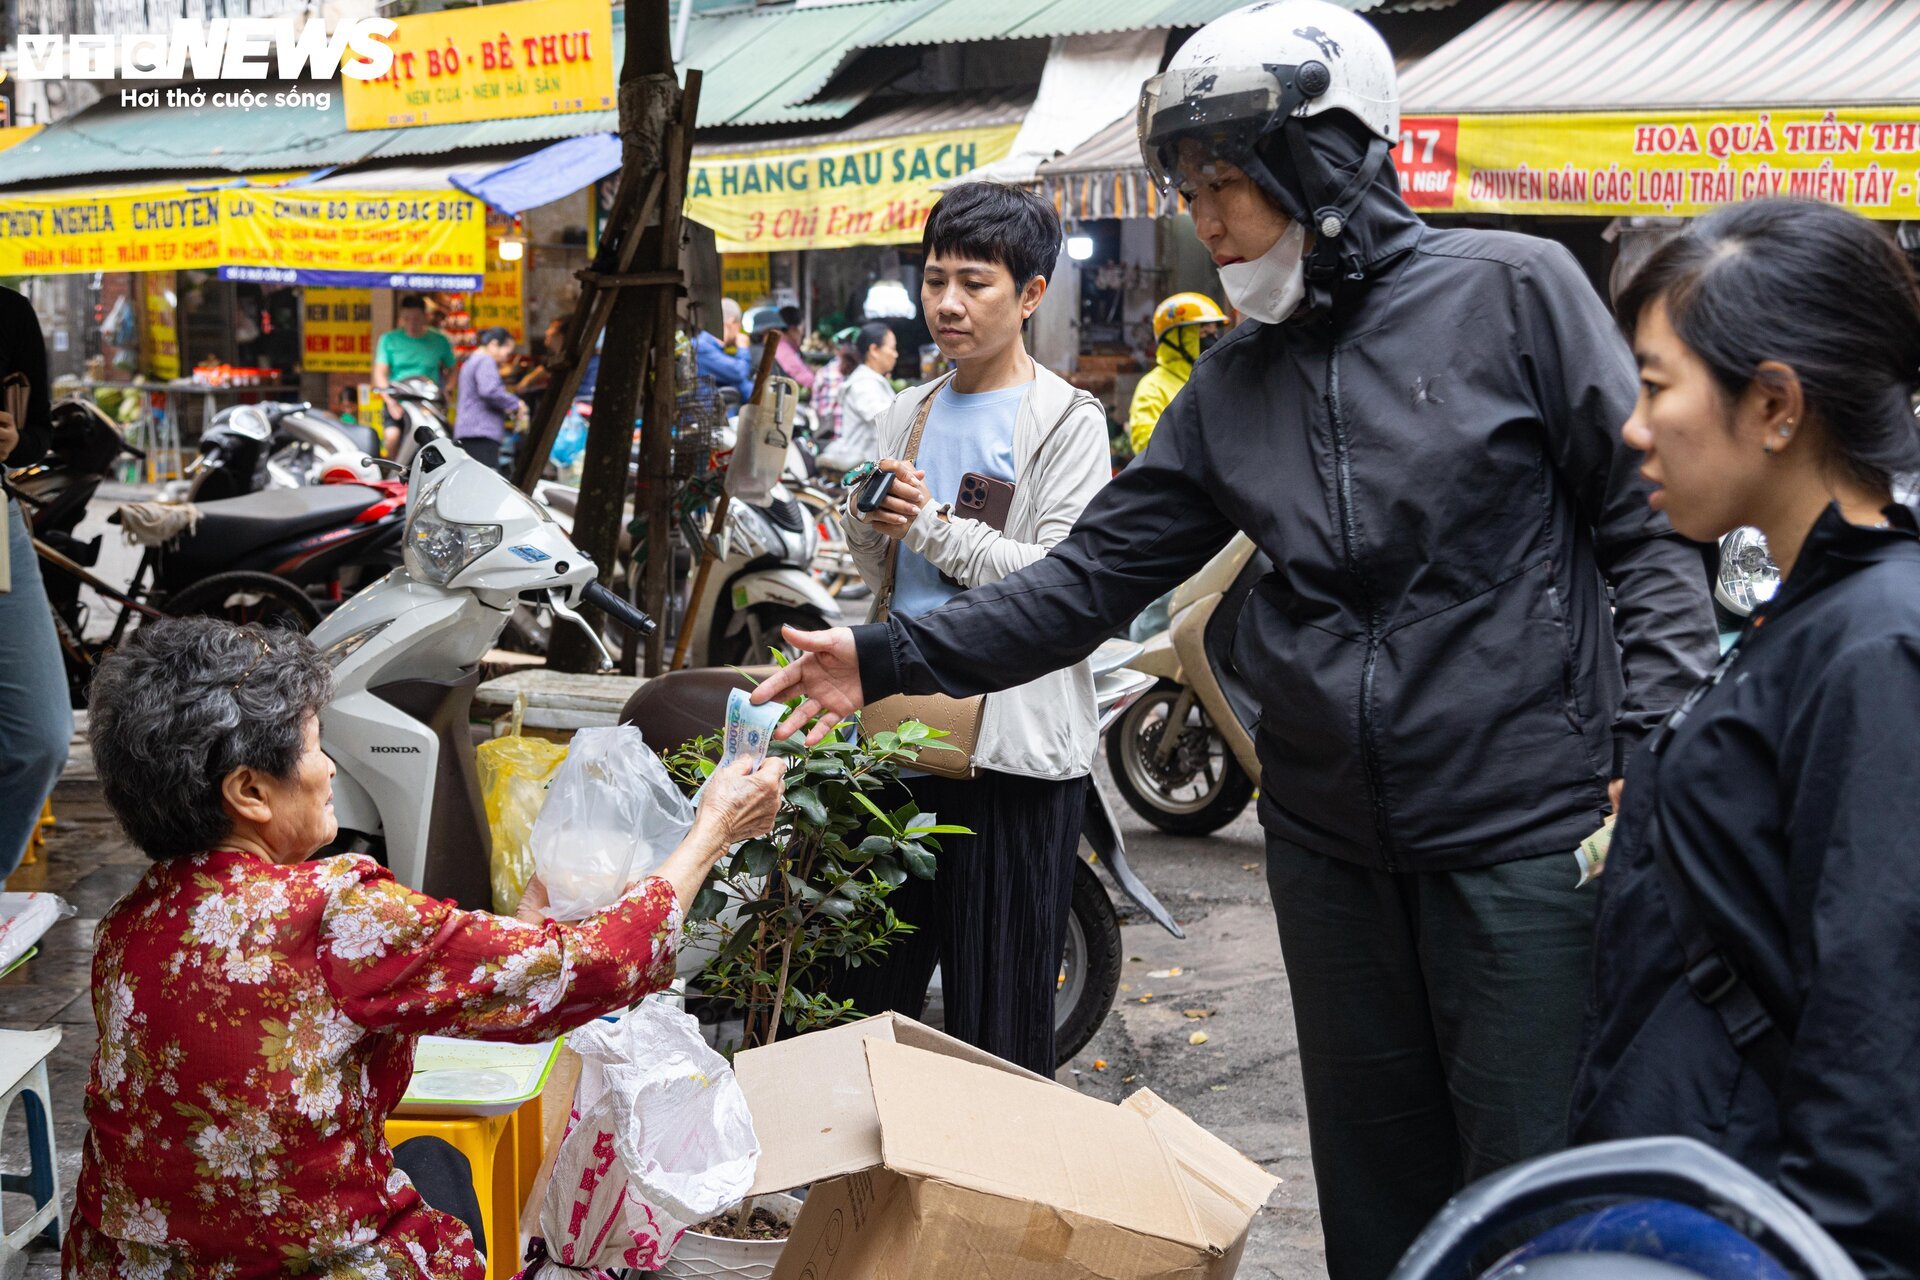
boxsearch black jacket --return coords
[1571,504,1920,1279]
[1,284,53,468]
[855,172,1716,871]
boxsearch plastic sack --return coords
[529,725,695,921]
[520,997,760,1276]
[552,409,589,467]
[0,892,76,972]
[722,376,799,505]
[478,710,569,915]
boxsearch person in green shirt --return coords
[374,294,455,455]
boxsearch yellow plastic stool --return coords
[21,800,53,867]
[386,1107,524,1280]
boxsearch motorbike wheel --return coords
[1056,856,1123,1067]
[1108,681,1255,836]
[712,605,827,668]
[161,571,322,634]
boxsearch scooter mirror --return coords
[414,425,438,447]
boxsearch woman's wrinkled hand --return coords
[697,757,788,847]
[514,873,550,924]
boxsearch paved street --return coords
[3,726,1321,1278]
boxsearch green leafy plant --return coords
[665,694,969,1051]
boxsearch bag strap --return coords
[876,383,945,621]
[876,372,1095,620]
[1650,827,1792,1094]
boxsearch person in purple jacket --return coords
[453,327,526,472]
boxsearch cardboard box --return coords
[730,1013,1279,1280]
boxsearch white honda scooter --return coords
[310,430,653,907]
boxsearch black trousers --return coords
[456,435,502,471]
[393,1135,487,1259]
[826,770,1087,1075]
[1265,835,1598,1280]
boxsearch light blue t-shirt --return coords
[891,380,1025,619]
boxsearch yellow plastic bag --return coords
[479,697,570,915]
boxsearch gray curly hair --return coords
[87,617,333,860]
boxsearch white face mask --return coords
[1217,219,1307,324]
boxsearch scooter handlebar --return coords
[583,580,657,636]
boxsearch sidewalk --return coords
[2,715,145,1278]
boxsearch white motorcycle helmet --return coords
[1138,1,1399,290]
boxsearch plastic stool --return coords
[21,800,53,868]
[0,1027,63,1263]
[386,1108,521,1280]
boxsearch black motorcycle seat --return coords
[179,484,381,555]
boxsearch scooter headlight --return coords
[405,484,502,585]
[1714,526,1780,617]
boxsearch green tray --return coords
[394,1036,561,1117]
[0,946,37,980]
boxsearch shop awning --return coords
[954,30,1166,187]
[1393,0,1920,221]
[1399,0,1920,114]
[448,134,623,215]
[1031,113,1187,222]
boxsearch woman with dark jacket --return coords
[1573,198,1920,1278]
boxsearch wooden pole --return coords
[669,332,781,671]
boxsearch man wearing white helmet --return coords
[755,6,1717,1273]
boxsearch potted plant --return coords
[656,708,966,1275]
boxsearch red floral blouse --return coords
[62,850,681,1279]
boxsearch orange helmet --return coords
[1152,292,1228,342]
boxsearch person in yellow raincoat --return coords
[1127,292,1228,457]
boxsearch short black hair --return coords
[1617,199,1920,489]
[478,326,514,346]
[399,294,427,311]
[855,322,893,362]
[921,182,1062,288]
[779,305,803,329]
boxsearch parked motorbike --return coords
[617,637,1180,1067]
[1112,533,1262,835]
[1389,1136,1861,1280]
[172,401,381,503]
[675,481,840,667]
[385,377,454,468]
[311,428,655,907]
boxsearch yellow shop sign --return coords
[342,0,613,132]
[1397,107,1920,219]
[686,124,1022,252]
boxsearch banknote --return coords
[718,687,782,774]
[1574,817,1615,887]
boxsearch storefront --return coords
[1395,0,1920,294]
[683,91,1031,378]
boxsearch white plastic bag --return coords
[529,726,694,921]
[0,893,75,972]
[524,997,760,1275]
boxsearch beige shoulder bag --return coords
[862,382,984,779]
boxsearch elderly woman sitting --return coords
[62,618,784,1279]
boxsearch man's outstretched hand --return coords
[750,625,866,745]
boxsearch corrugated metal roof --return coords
[1033,111,1137,177]
[870,0,1375,46]
[1400,0,1920,114]
[0,85,622,186]
[694,89,1032,155]
[678,1,913,125]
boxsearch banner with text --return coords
[720,252,769,304]
[0,183,486,285]
[343,0,613,132]
[141,273,180,381]
[1397,108,1920,219]
[303,287,374,373]
[219,189,487,289]
[470,218,525,344]
[686,124,1023,252]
